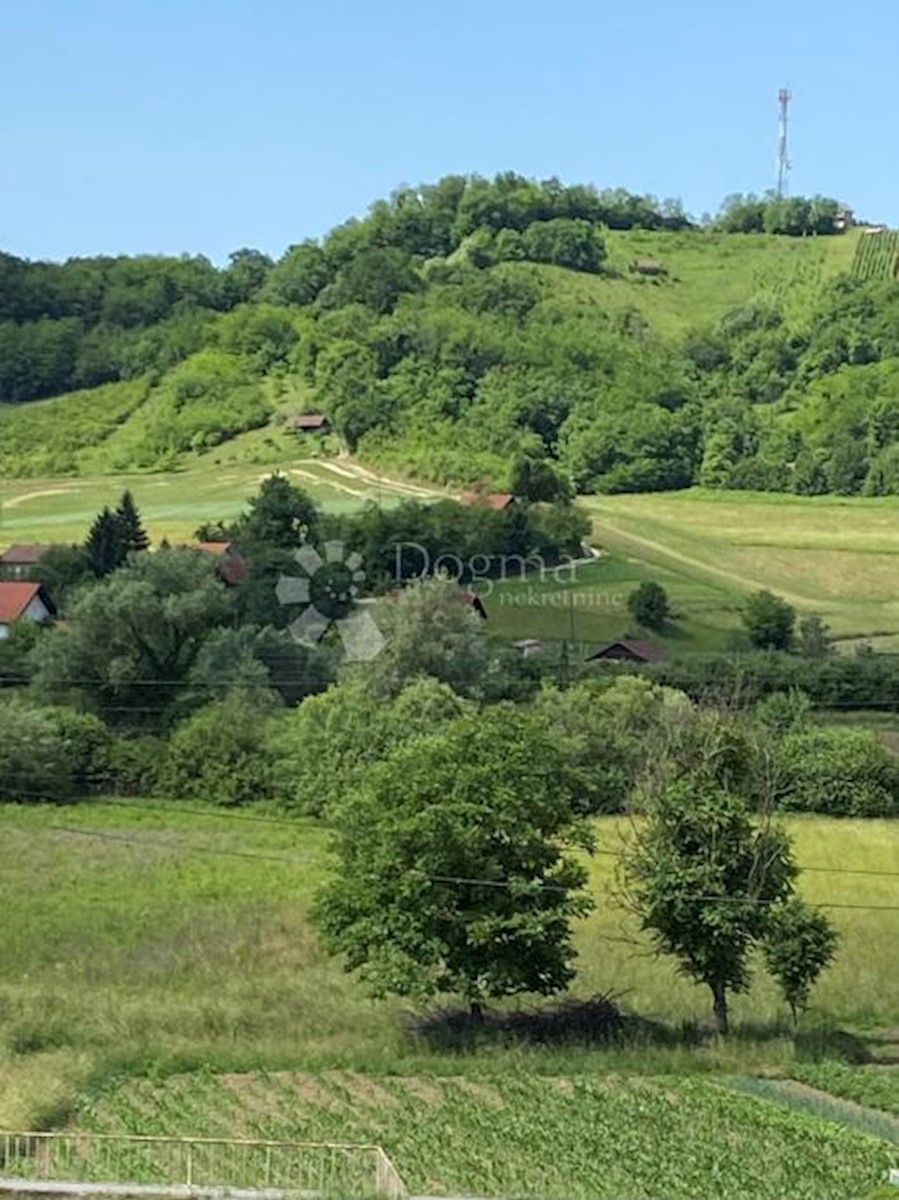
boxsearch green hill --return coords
[2,174,896,504]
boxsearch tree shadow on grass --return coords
[411,992,692,1052]
[412,993,872,1061]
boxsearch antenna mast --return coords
[777,87,791,197]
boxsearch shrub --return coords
[741,590,795,650]
[0,701,109,799]
[102,735,168,796]
[41,705,111,793]
[627,581,670,630]
[774,725,899,816]
[162,691,281,806]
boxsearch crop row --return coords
[851,232,899,281]
[76,1070,891,1200]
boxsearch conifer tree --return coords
[84,507,126,577]
[115,489,150,554]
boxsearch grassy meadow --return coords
[0,454,441,547]
[2,802,899,1126]
[481,553,739,653]
[587,488,899,648]
[536,228,862,338]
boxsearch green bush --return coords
[774,726,899,816]
[0,701,100,801]
[41,705,111,793]
[162,691,281,806]
[627,580,670,630]
[102,735,168,796]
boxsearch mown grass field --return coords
[2,802,899,1143]
[0,454,440,547]
[586,488,899,647]
[481,553,739,653]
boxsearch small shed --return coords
[586,639,668,664]
[0,582,55,639]
[286,412,331,434]
[513,638,544,659]
[630,259,667,277]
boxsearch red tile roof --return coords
[0,582,45,623]
[195,541,233,556]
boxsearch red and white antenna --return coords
[777,88,791,197]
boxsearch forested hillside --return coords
[5,172,899,497]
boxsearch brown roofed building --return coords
[0,544,55,579]
[194,541,247,586]
[586,639,668,664]
[0,582,54,638]
[458,492,516,512]
[286,411,331,434]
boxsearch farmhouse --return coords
[0,543,54,579]
[0,581,54,639]
[195,541,247,585]
[286,411,331,435]
[458,492,516,512]
[586,639,668,664]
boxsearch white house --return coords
[0,582,54,639]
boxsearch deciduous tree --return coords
[314,705,594,1015]
[622,777,796,1033]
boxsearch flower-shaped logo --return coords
[275,541,385,661]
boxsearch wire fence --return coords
[0,1131,406,1199]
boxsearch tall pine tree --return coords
[115,490,150,554]
[84,507,126,577]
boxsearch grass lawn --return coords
[586,487,899,645]
[2,803,899,1132]
[480,553,739,654]
[0,454,441,547]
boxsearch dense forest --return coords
[6,172,899,497]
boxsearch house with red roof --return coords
[0,582,55,639]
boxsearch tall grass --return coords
[2,803,899,1130]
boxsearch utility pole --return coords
[777,88,791,198]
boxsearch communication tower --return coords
[777,88,791,197]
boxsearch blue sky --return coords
[2,0,896,262]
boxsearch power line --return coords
[3,790,899,878]
[5,823,899,913]
[44,824,313,866]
